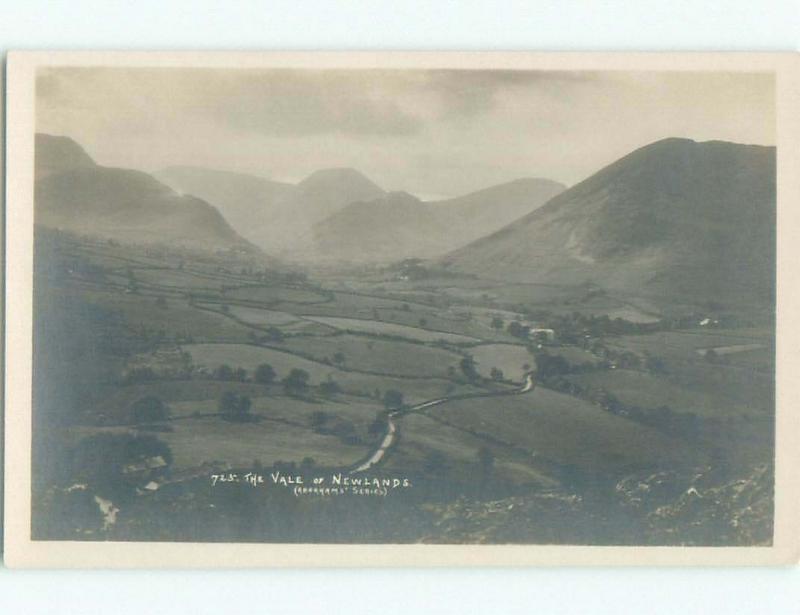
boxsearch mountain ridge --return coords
[441,138,776,308]
[35,134,256,252]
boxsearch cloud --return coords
[213,71,424,137]
[422,70,601,120]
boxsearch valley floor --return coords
[31,230,775,546]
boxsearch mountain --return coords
[155,166,294,246]
[311,178,565,262]
[313,191,446,261]
[441,138,776,308]
[35,133,95,180]
[156,166,385,255]
[292,168,385,223]
[35,134,253,251]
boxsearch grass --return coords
[299,316,478,343]
[607,329,773,362]
[565,369,759,419]
[383,413,556,486]
[279,334,465,379]
[63,288,254,342]
[428,387,702,479]
[69,415,371,471]
[181,342,483,403]
[226,286,328,304]
[206,304,300,326]
[468,343,533,382]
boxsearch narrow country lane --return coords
[349,373,536,474]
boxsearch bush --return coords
[383,389,404,410]
[319,380,341,397]
[283,369,310,395]
[254,363,276,384]
[130,396,169,424]
[219,391,254,422]
[213,364,235,381]
[460,355,479,381]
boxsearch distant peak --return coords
[384,190,421,204]
[297,167,384,191]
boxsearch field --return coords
[32,231,776,545]
[300,316,478,343]
[429,388,701,479]
[468,343,533,382]
[279,333,465,379]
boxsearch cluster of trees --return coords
[460,355,479,381]
[219,391,254,422]
[213,364,248,382]
[248,327,285,344]
[306,410,362,445]
[130,395,169,424]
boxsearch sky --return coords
[36,67,775,199]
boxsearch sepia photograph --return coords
[4,51,800,567]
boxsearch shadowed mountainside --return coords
[311,178,565,262]
[441,138,776,309]
[157,165,385,255]
[35,134,255,252]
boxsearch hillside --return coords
[441,138,776,309]
[35,134,254,251]
[157,165,385,255]
[155,166,294,246]
[312,178,565,262]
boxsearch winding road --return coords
[350,373,536,474]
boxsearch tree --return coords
[332,352,346,366]
[490,367,504,381]
[490,316,504,331]
[219,391,253,422]
[418,318,428,328]
[130,396,169,424]
[214,364,234,381]
[233,367,248,382]
[704,349,719,364]
[254,363,276,384]
[319,380,341,397]
[507,321,529,339]
[368,415,386,436]
[283,369,310,395]
[383,389,404,410]
[460,355,479,381]
[536,353,570,379]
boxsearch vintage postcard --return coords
[4,52,800,567]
